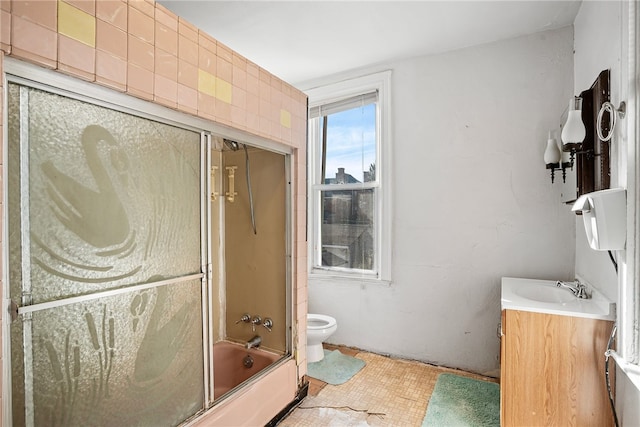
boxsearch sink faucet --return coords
[245,335,262,349]
[556,280,590,299]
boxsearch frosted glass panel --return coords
[7,83,206,426]
[11,280,204,426]
[8,84,201,304]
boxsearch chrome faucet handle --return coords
[251,315,262,332]
[262,318,273,332]
[575,283,590,299]
[235,313,251,324]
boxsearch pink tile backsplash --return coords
[230,105,246,128]
[155,22,177,55]
[96,0,127,31]
[215,98,231,124]
[95,49,126,90]
[154,72,177,105]
[177,82,198,113]
[1,10,10,51]
[65,0,95,16]
[198,44,215,75]
[216,42,232,63]
[232,52,246,70]
[197,30,215,54]
[246,111,260,133]
[12,0,57,31]
[127,61,153,99]
[259,68,270,84]
[178,34,198,65]
[154,3,177,31]
[216,56,232,82]
[246,92,260,115]
[259,80,270,102]
[178,18,197,43]
[232,86,246,109]
[128,4,154,43]
[96,18,127,59]
[129,0,154,18]
[11,15,57,68]
[155,47,176,80]
[197,91,215,120]
[127,33,153,71]
[246,73,259,97]
[247,61,259,77]
[58,33,95,80]
[177,59,198,89]
[233,66,246,91]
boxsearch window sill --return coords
[610,350,640,392]
[308,270,391,287]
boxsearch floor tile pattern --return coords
[280,348,497,426]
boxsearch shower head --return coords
[224,139,241,151]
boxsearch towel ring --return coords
[597,101,626,142]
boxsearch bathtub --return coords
[213,341,281,399]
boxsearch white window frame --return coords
[306,71,392,284]
[615,0,640,389]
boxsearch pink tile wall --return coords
[0,0,309,421]
[1,0,306,147]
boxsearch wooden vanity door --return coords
[501,310,614,427]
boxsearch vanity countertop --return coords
[501,277,615,321]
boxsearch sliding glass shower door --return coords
[7,82,206,426]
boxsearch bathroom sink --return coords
[501,277,615,320]
[514,284,576,304]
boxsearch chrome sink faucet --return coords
[556,280,590,299]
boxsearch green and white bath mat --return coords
[422,373,500,427]
[307,350,366,385]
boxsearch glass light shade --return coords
[561,97,586,145]
[544,133,561,164]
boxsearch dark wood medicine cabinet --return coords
[560,69,612,206]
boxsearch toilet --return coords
[306,314,338,363]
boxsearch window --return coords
[307,71,391,282]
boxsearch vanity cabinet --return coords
[500,309,614,427]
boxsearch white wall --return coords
[306,26,576,375]
[573,1,640,425]
[573,1,624,302]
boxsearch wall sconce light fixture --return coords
[597,101,626,141]
[544,131,571,184]
[561,96,586,166]
[544,131,561,183]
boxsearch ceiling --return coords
[159,1,582,87]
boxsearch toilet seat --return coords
[307,313,337,329]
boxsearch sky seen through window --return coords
[323,103,376,183]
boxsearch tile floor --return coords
[279,345,498,426]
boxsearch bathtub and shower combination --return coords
[3,59,295,426]
[212,341,281,399]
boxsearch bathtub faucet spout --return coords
[245,335,262,349]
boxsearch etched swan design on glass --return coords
[41,125,130,248]
[133,282,192,383]
[35,125,141,283]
